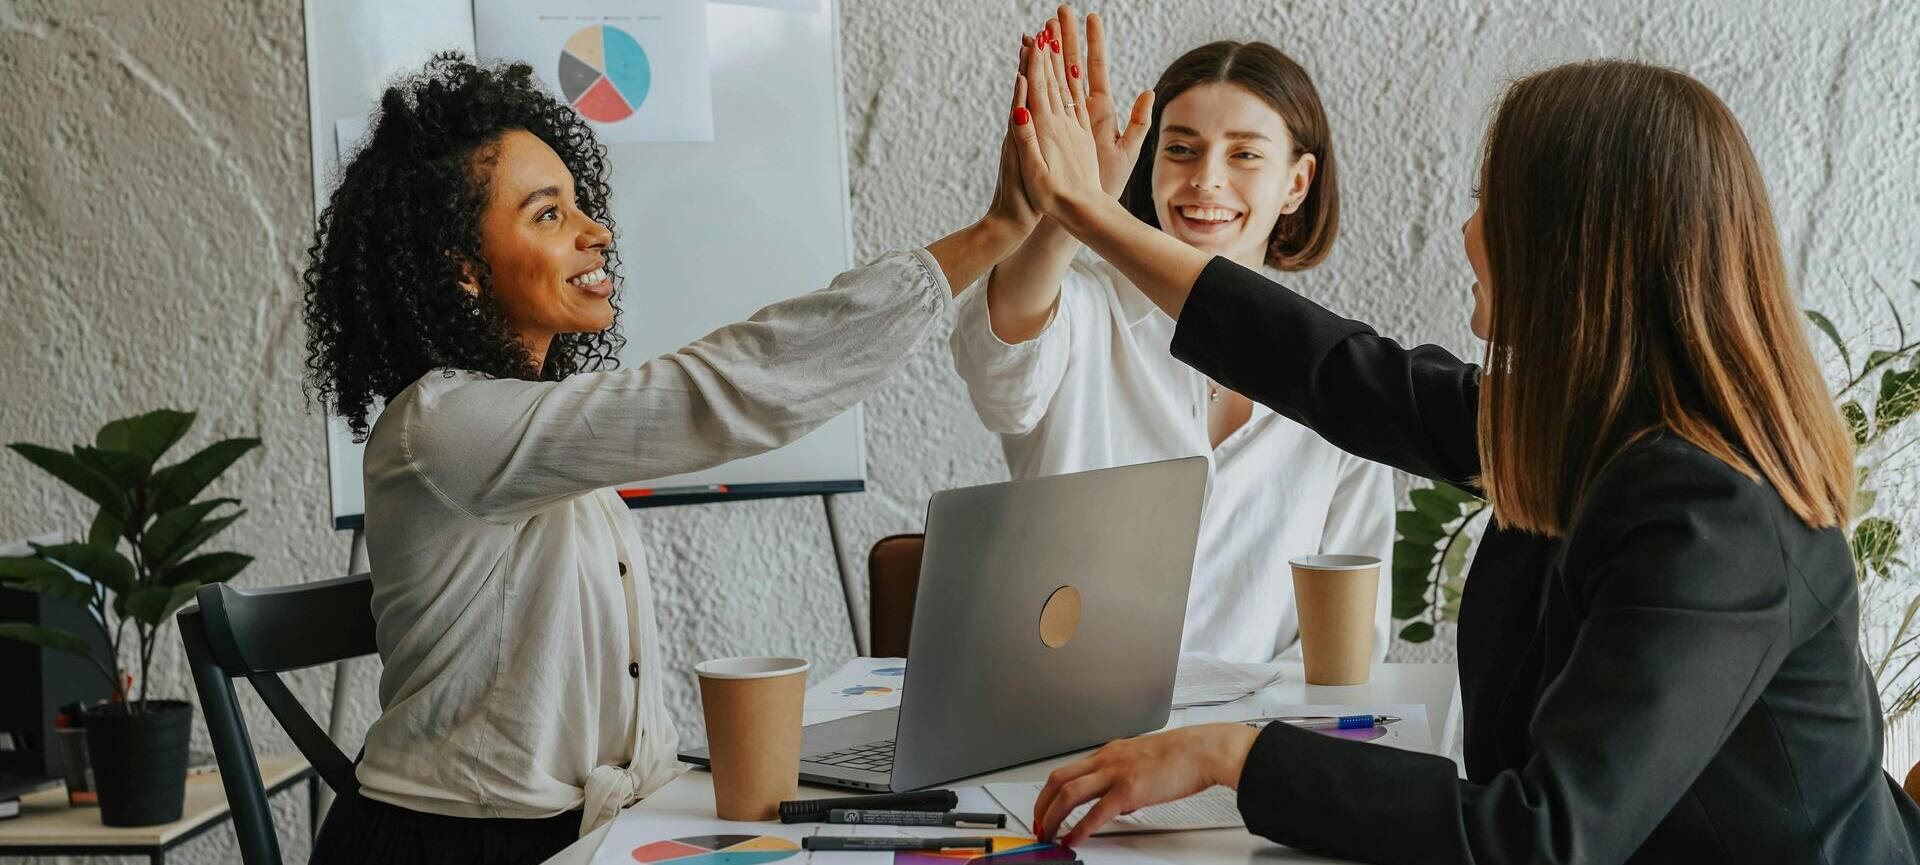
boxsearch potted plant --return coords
[0,409,259,826]
[1389,290,1920,717]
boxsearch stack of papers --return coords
[1171,653,1286,708]
[985,782,1244,837]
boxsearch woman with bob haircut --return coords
[951,11,1393,665]
[1003,16,1920,863]
[300,52,1043,864]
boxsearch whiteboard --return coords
[304,0,862,530]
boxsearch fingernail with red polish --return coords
[1013,106,1031,126]
[1051,40,1061,53]
[1070,64,1080,78]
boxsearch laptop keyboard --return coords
[808,738,896,773]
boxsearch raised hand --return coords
[986,42,1041,237]
[1009,17,1104,221]
[1078,10,1154,196]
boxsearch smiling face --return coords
[466,129,616,362]
[1150,82,1316,267]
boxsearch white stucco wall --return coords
[3,1,1918,862]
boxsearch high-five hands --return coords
[1008,11,1106,223]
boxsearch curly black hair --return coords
[302,51,625,439]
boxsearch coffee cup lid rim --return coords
[1289,554,1382,571]
[693,656,812,679]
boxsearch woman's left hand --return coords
[1033,723,1261,847]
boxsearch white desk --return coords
[548,661,1459,864]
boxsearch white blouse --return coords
[950,253,1395,664]
[355,249,953,835]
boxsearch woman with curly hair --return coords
[301,52,1039,864]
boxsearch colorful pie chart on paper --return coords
[840,685,895,696]
[893,836,1075,864]
[558,24,652,123]
[630,834,799,864]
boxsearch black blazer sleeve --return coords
[1169,256,1481,488]
[1234,445,1796,865]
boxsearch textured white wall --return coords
[3,0,1918,862]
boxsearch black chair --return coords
[177,573,376,865]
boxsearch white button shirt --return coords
[950,254,1395,663]
[355,250,952,835]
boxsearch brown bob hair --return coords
[1120,41,1337,272]
[1477,60,1853,535]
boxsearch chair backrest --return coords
[867,534,924,658]
[177,573,377,865]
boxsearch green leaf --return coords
[149,438,259,513]
[1843,401,1870,446]
[1876,370,1920,434]
[1856,488,1879,517]
[1398,622,1435,643]
[95,410,195,469]
[89,510,124,548]
[7,443,127,517]
[0,623,93,659]
[1395,511,1445,546]
[1854,517,1902,580]
[162,552,251,587]
[1866,350,1899,376]
[147,510,244,572]
[1442,532,1473,579]
[140,499,237,568]
[123,583,201,625]
[1409,488,1462,524]
[31,543,134,595]
[1805,310,1852,373]
[1430,482,1483,505]
[72,446,150,490]
[0,557,96,605]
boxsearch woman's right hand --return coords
[1009,19,1106,224]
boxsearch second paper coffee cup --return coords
[1289,554,1381,685]
[694,656,810,821]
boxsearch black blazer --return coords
[1171,257,1920,864]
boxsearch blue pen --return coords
[1271,713,1400,730]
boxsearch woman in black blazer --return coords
[1001,13,1920,864]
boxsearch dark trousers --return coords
[309,789,583,865]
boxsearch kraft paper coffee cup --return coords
[1290,555,1381,685]
[694,656,810,821]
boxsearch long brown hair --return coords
[1477,60,1853,535]
[1120,41,1338,271]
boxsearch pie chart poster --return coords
[475,0,714,144]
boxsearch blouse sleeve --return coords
[946,264,1088,436]
[403,249,952,522]
[1235,443,1795,864]
[1169,256,1482,488]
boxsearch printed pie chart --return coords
[840,685,894,696]
[558,24,651,123]
[630,834,799,864]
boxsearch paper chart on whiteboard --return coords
[473,0,713,143]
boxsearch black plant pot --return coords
[82,700,192,827]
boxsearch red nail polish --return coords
[1070,64,1080,78]
[1013,106,1031,126]
[1051,40,1061,53]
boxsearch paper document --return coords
[804,656,908,712]
[474,0,714,143]
[1171,653,1285,708]
[986,782,1243,837]
[1185,703,1434,754]
[592,784,1177,864]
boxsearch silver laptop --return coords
[679,457,1208,791]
